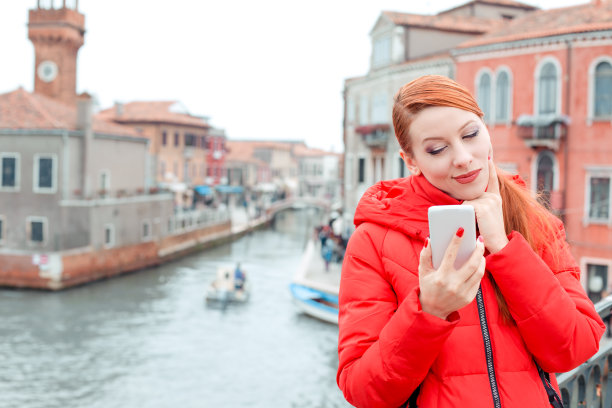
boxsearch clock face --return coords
[37,60,58,83]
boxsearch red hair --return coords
[393,75,557,323]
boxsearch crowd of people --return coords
[315,220,349,271]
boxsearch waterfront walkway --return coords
[292,239,342,295]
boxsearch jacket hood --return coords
[354,175,461,241]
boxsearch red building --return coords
[205,128,228,186]
[454,0,612,301]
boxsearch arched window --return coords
[477,73,492,122]
[538,62,557,115]
[595,61,612,118]
[536,152,555,207]
[495,71,510,122]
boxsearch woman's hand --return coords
[418,231,486,320]
[463,158,508,254]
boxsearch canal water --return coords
[0,208,352,408]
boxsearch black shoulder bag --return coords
[536,363,565,408]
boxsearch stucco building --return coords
[454,0,612,301]
[342,0,536,216]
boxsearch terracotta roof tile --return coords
[0,88,139,137]
[440,0,538,14]
[382,10,506,34]
[458,2,612,48]
[97,101,210,128]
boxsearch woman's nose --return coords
[452,145,473,167]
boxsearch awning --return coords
[215,185,244,194]
[194,185,213,195]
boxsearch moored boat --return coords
[289,282,338,324]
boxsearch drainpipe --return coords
[563,39,572,225]
[77,93,93,198]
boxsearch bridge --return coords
[558,297,612,407]
[265,196,333,217]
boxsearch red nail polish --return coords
[478,236,484,243]
[488,155,491,160]
[456,227,464,238]
[424,237,429,248]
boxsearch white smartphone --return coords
[428,205,477,270]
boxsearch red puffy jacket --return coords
[337,175,604,408]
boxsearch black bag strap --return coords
[536,363,564,408]
[400,385,420,408]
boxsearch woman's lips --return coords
[453,169,481,184]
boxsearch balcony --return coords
[355,123,391,149]
[516,114,570,150]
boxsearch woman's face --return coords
[401,106,492,201]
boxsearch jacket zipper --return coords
[476,286,502,408]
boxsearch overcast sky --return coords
[0,0,587,152]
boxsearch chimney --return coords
[77,92,92,130]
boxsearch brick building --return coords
[454,0,612,301]
[343,0,612,299]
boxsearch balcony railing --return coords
[557,297,612,407]
[355,123,391,149]
[516,114,570,150]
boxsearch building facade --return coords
[344,0,612,299]
[342,0,536,216]
[453,0,612,301]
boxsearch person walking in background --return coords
[337,75,604,408]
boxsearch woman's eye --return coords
[427,146,446,155]
[463,130,479,139]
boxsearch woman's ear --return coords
[399,149,421,176]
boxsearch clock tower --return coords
[28,0,85,106]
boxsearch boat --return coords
[205,266,250,305]
[289,282,339,324]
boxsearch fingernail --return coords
[456,227,464,238]
[478,236,484,243]
[424,237,429,248]
[488,155,491,160]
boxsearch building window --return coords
[0,153,19,191]
[99,169,110,192]
[33,154,57,193]
[477,72,492,122]
[174,132,179,146]
[372,92,388,124]
[0,215,5,244]
[587,263,609,303]
[104,224,115,248]
[495,70,511,122]
[595,61,612,118]
[185,133,196,147]
[538,62,558,115]
[588,176,610,221]
[358,157,365,183]
[142,220,152,241]
[536,153,555,207]
[162,131,167,146]
[26,216,47,245]
[372,35,391,68]
[359,95,369,126]
[200,136,206,149]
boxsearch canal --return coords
[0,208,352,408]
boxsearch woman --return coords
[336,75,604,408]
